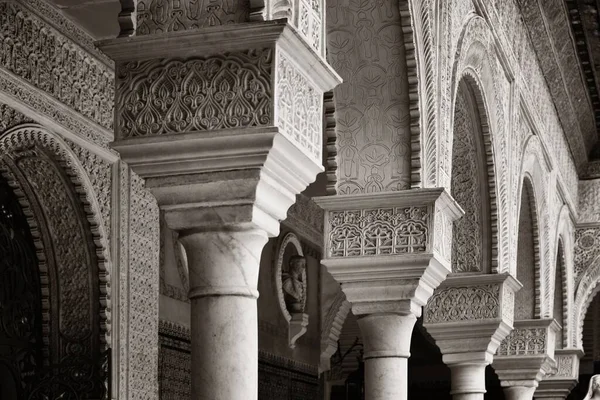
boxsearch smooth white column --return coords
[179,229,268,400]
[358,313,416,400]
[449,363,487,400]
[503,386,536,400]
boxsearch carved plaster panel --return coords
[424,285,500,324]
[574,227,600,284]
[579,179,600,225]
[327,206,429,258]
[0,103,33,131]
[276,49,322,161]
[136,0,250,35]
[497,327,547,356]
[126,171,160,398]
[116,49,273,137]
[326,0,411,193]
[0,2,114,131]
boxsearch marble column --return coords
[534,349,583,400]
[316,189,463,400]
[424,274,522,400]
[99,10,341,399]
[493,319,561,400]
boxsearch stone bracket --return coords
[314,188,463,316]
[423,273,522,364]
[494,319,562,386]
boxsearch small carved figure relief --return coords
[584,375,600,400]
[274,232,309,348]
[282,255,307,313]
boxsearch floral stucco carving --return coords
[116,49,273,138]
[424,285,500,324]
[0,2,114,131]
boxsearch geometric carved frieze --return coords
[0,2,114,131]
[315,188,463,316]
[319,188,461,262]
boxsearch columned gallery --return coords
[1,0,600,399]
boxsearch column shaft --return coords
[358,313,416,400]
[449,363,487,400]
[180,229,268,400]
[503,386,536,400]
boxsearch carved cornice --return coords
[516,0,595,168]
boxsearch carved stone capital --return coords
[493,319,561,387]
[423,274,522,365]
[314,188,463,316]
[534,349,583,399]
[100,22,340,236]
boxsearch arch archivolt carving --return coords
[516,135,552,318]
[319,290,351,373]
[0,124,112,353]
[552,206,575,347]
[443,15,511,273]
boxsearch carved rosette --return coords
[423,274,521,365]
[493,319,561,386]
[315,188,463,316]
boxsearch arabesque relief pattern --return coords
[497,327,546,356]
[424,285,500,324]
[116,49,273,138]
[327,206,429,258]
[326,0,411,194]
[0,2,114,130]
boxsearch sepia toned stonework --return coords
[3,0,600,399]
